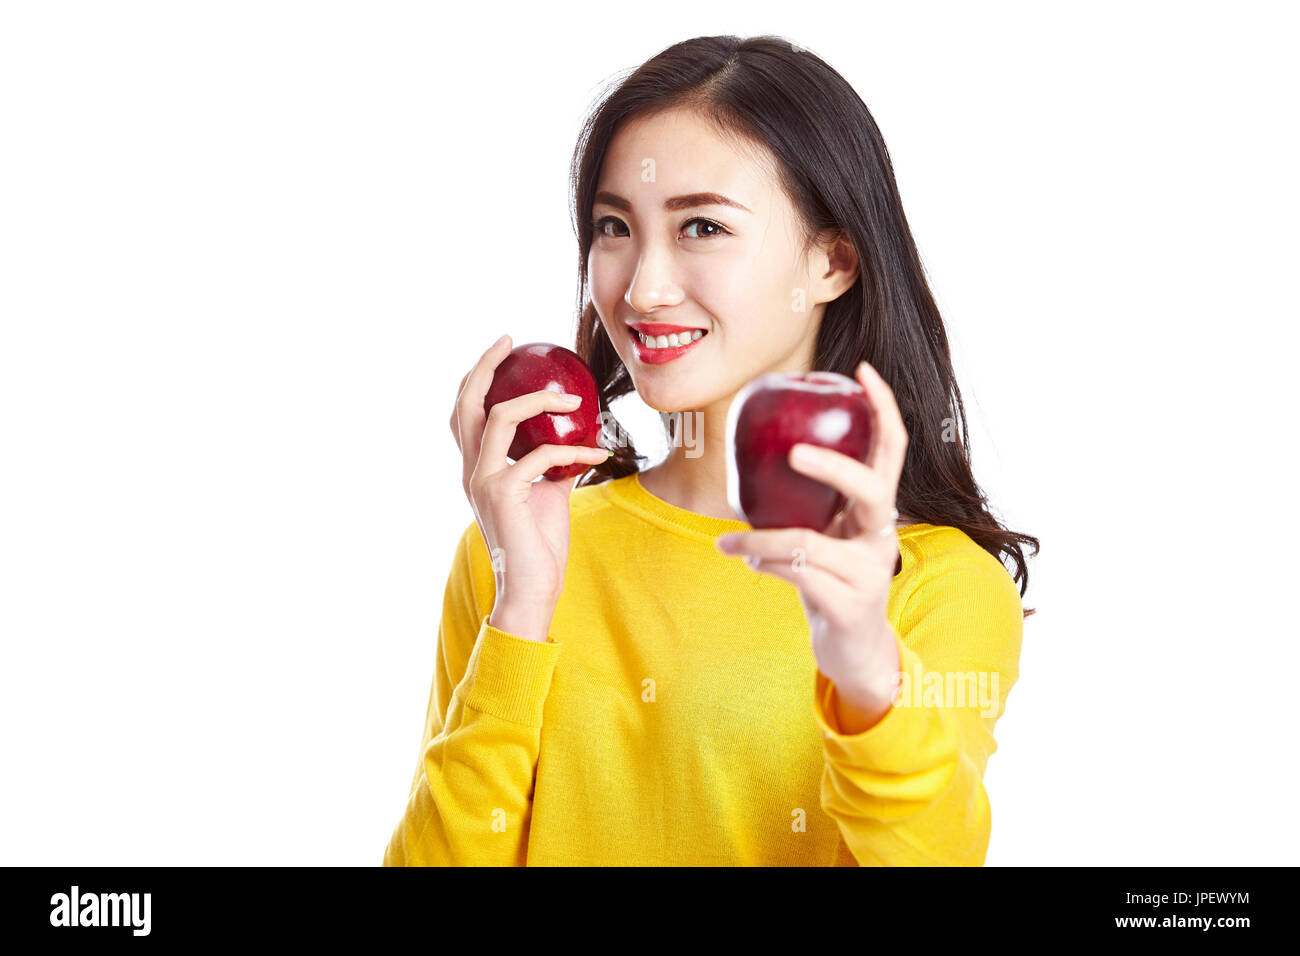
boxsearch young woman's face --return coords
[588,107,834,415]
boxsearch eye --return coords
[591,215,628,238]
[590,215,731,241]
[682,217,728,239]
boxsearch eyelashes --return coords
[591,215,730,241]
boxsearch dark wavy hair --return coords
[568,34,1039,616]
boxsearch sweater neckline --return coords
[607,471,929,545]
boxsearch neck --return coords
[639,395,741,521]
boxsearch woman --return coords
[384,34,1039,866]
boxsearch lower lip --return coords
[629,328,708,365]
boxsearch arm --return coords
[382,522,562,866]
[813,550,1025,866]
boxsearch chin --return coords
[632,386,681,414]
[640,386,725,423]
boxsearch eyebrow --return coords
[593,190,752,214]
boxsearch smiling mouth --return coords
[627,325,709,365]
[632,328,706,349]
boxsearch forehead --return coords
[597,108,774,203]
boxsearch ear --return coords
[814,229,860,304]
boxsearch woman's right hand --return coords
[449,334,609,642]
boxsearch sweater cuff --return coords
[813,630,958,769]
[460,615,562,728]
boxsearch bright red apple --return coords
[482,342,602,481]
[725,370,875,531]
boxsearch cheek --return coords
[588,250,624,312]
[682,256,753,321]
[588,256,630,355]
[687,254,800,336]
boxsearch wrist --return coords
[825,624,901,711]
[488,601,556,644]
[831,680,895,735]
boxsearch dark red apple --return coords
[725,370,875,531]
[482,342,601,481]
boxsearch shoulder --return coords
[901,524,1018,587]
[896,524,1024,634]
[891,524,1024,681]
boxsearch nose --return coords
[624,243,685,315]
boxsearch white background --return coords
[2,1,1296,866]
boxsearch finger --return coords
[744,558,859,624]
[786,443,895,540]
[716,527,879,588]
[456,334,512,486]
[449,370,472,450]
[504,442,610,485]
[478,389,590,475]
[855,360,908,486]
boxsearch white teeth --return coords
[636,330,705,348]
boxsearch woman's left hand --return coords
[716,360,909,721]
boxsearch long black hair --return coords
[568,34,1039,615]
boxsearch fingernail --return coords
[716,534,736,551]
[496,334,511,348]
[790,443,817,467]
[560,393,582,406]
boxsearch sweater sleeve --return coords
[382,521,562,866]
[812,545,1024,866]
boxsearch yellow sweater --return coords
[382,471,1024,866]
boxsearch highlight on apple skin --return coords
[482,342,602,481]
[725,370,876,531]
